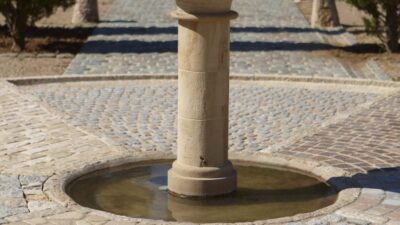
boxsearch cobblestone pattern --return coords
[277,91,400,224]
[279,91,400,174]
[1,79,400,224]
[64,0,352,78]
[0,83,126,176]
[0,87,121,176]
[0,81,128,221]
[20,80,381,154]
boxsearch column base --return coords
[168,161,237,197]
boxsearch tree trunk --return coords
[385,5,399,52]
[2,0,27,51]
[72,0,99,24]
[311,0,340,27]
[311,0,321,27]
[327,0,340,26]
[9,19,26,52]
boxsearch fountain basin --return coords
[66,160,338,223]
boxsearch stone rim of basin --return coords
[43,153,360,224]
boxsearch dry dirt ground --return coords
[0,0,113,78]
[297,0,400,80]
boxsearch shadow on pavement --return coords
[89,26,346,36]
[328,167,400,193]
[79,40,382,54]
[0,25,385,54]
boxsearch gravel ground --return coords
[0,0,113,27]
[0,0,113,78]
[0,57,72,78]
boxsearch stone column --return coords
[168,0,238,197]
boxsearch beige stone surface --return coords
[167,0,237,197]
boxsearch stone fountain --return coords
[65,0,339,222]
[167,0,238,197]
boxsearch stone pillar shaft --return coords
[168,5,238,197]
[177,19,230,168]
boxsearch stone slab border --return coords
[4,73,400,88]
[0,53,75,59]
[170,10,238,21]
[43,151,360,225]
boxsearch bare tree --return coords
[72,0,98,24]
[311,0,340,27]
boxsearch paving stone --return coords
[83,214,109,224]
[342,218,371,225]
[22,217,47,225]
[23,190,43,196]
[19,176,47,187]
[5,222,30,225]
[315,214,344,223]
[306,219,329,225]
[382,199,400,206]
[386,220,400,225]
[27,201,59,212]
[48,219,74,225]
[0,198,26,209]
[0,207,29,220]
[47,212,85,220]
[104,221,137,225]
[75,221,92,225]
[0,176,23,198]
[0,175,28,220]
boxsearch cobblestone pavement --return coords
[0,80,126,222]
[278,91,400,225]
[63,0,372,79]
[1,77,400,225]
[20,80,385,154]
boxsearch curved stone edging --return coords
[43,152,361,225]
[6,73,400,88]
[0,53,75,59]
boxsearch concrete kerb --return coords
[0,52,75,59]
[4,73,400,88]
[42,151,360,225]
